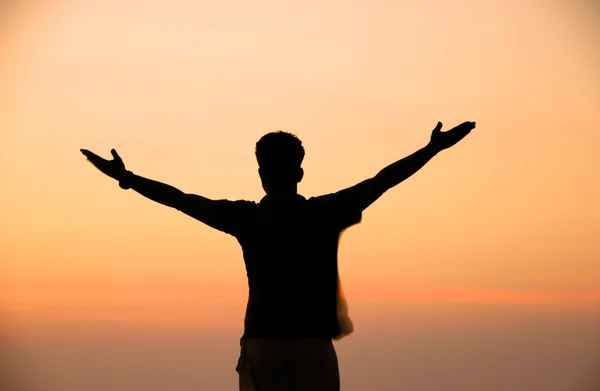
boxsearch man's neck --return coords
[265,183,298,197]
[262,188,305,204]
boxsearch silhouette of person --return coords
[81,120,475,391]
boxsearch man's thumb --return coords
[111,149,123,163]
[432,122,443,135]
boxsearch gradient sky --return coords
[1,0,599,332]
[2,1,600,390]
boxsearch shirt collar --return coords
[260,193,306,205]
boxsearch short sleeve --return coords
[310,193,363,232]
[198,199,256,237]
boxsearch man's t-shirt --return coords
[198,192,362,340]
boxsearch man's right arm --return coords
[333,144,439,213]
[326,121,475,217]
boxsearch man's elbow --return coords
[370,175,390,195]
[172,192,193,211]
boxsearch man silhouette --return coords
[81,120,475,391]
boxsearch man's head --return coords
[255,131,305,194]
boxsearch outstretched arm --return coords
[333,121,476,212]
[80,149,219,225]
[119,173,213,220]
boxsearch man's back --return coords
[216,193,362,340]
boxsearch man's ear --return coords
[297,167,304,183]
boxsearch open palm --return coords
[80,148,127,181]
[429,121,476,152]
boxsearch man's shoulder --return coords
[306,192,363,228]
[231,199,258,207]
[211,199,259,218]
[303,193,343,217]
[305,192,341,206]
[215,199,258,210]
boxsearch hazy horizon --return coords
[3,303,600,391]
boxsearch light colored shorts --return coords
[236,338,340,391]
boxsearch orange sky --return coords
[1,0,599,330]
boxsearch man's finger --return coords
[81,149,107,165]
[433,122,443,133]
[81,149,101,160]
[451,122,475,133]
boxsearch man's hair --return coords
[255,131,305,177]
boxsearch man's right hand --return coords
[80,148,128,181]
[428,121,476,153]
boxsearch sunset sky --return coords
[1,1,599,389]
